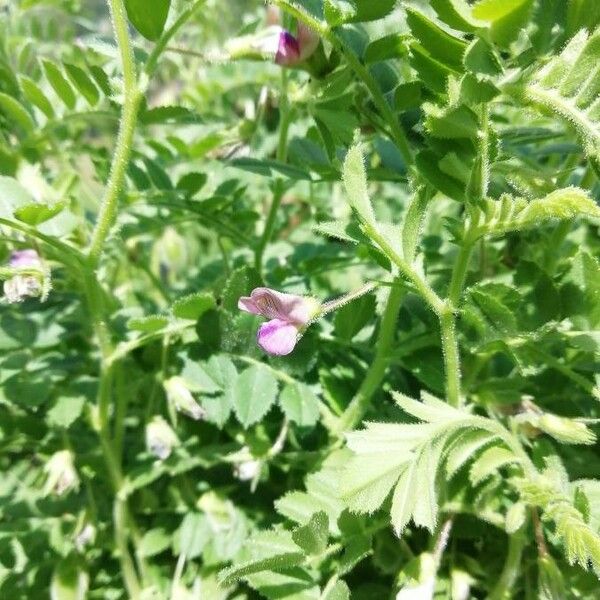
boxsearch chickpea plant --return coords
[0,0,599,598]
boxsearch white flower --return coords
[234,459,262,482]
[163,377,205,420]
[146,416,179,460]
[3,249,50,303]
[44,450,79,496]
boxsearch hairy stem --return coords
[489,533,527,600]
[88,0,141,267]
[255,69,292,271]
[448,241,474,307]
[336,283,405,432]
[439,308,461,407]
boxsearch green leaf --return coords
[321,579,350,600]
[505,502,526,534]
[64,63,100,106]
[415,150,465,201]
[469,446,520,485]
[394,81,422,111]
[233,365,279,428]
[365,34,408,64]
[177,513,210,559]
[127,315,170,332]
[125,0,171,41]
[390,462,418,535]
[518,30,600,161]
[19,75,54,119]
[219,530,304,585]
[222,265,262,312]
[472,0,529,21]
[430,0,486,32]
[324,0,396,25]
[409,44,456,93]
[279,382,320,427]
[333,293,376,340]
[42,60,76,109]
[445,429,495,476]
[171,292,215,320]
[46,395,85,429]
[14,201,66,225]
[50,559,88,600]
[342,140,375,225]
[0,176,35,218]
[292,511,329,555]
[411,442,441,531]
[0,92,35,133]
[463,38,503,75]
[139,528,171,557]
[406,8,468,70]
[424,103,479,138]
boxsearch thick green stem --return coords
[114,498,141,599]
[439,308,461,407]
[489,533,527,600]
[336,284,405,432]
[448,242,474,307]
[363,221,445,314]
[88,0,141,267]
[255,69,292,271]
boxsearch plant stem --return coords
[363,222,445,315]
[489,533,527,600]
[145,0,207,77]
[255,69,291,271]
[114,497,141,599]
[336,284,404,432]
[439,308,461,407]
[88,0,141,267]
[448,242,474,307]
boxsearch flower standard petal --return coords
[257,319,300,356]
[241,287,320,325]
[275,30,300,65]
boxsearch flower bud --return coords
[74,523,96,551]
[44,450,79,496]
[151,226,188,283]
[3,249,50,303]
[234,459,262,482]
[536,413,595,445]
[146,416,179,460]
[163,377,206,420]
[225,24,319,67]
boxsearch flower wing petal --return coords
[257,319,300,356]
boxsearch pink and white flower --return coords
[3,249,49,303]
[225,23,319,67]
[238,287,321,356]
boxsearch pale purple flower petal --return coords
[9,249,41,269]
[275,30,300,65]
[297,23,319,61]
[238,287,319,325]
[257,319,300,356]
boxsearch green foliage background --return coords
[0,0,599,598]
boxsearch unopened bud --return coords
[44,450,79,496]
[536,413,596,445]
[163,377,205,420]
[74,523,96,551]
[146,416,179,460]
[234,459,262,482]
[3,249,50,303]
[152,226,188,282]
